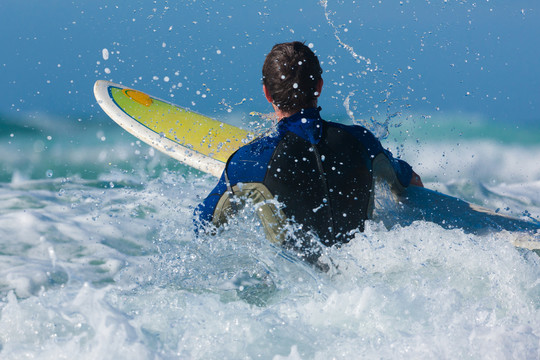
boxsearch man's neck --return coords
[273,103,318,121]
[272,105,294,120]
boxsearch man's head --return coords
[262,41,323,115]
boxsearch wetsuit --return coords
[195,108,413,263]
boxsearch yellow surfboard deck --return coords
[93,80,254,177]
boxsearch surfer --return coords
[195,41,423,266]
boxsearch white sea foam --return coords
[0,167,539,358]
[398,140,540,185]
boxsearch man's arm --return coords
[193,171,229,234]
[346,124,420,189]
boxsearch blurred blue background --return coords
[1,0,539,126]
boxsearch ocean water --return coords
[0,112,539,359]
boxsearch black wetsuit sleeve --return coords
[344,123,413,187]
[382,148,413,187]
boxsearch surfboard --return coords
[372,184,540,250]
[94,80,540,250]
[93,80,253,177]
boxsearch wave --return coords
[0,170,539,358]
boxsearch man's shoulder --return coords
[323,120,376,139]
[225,130,285,182]
[321,119,384,154]
[228,129,284,166]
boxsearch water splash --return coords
[321,0,404,138]
[344,91,398,139]
[319,0,377,71]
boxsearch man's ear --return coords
[263,84,273,104]
[315,78,323,97]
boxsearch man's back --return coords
[255,110,374,245]
[196,109,412,258]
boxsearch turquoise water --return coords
[1,111,539,359]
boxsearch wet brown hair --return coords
[262,41,323,113]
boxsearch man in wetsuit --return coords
[195,41,423,265]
